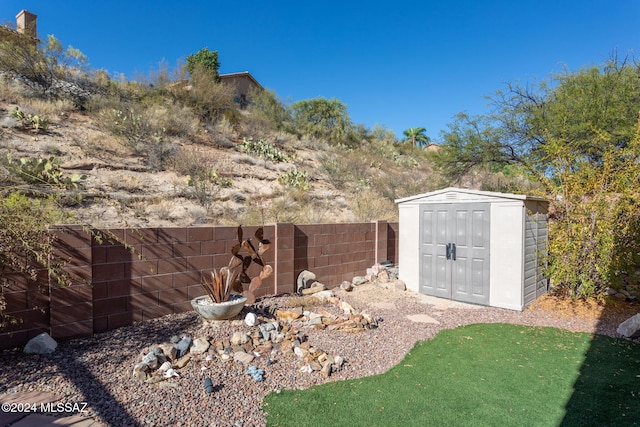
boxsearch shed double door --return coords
[419,203,490,305]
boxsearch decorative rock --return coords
[313,290,334,302]
[299,364,313,373]
[133,362,149,380]
[320,362,332,377]
[191,337,211,355]
[158,361,172,372]
[340,301,355,314]
[245,312,258,327]
[164,368,179,378]
[175,336,192,358]
[142,352,159,370]
[24,332,58,354]
[377,270,390,283]
[392,281,405,291]
[297,270,317,293]
[382,279,406,291]
[339,281,353,292]
[301,283,327,295]
[204,377,214,393]
[234,351,255,365]
[306,316,323,326]
[276,309,303,322]
[230,331,251,346]
[293,346,308,358]
[246,365,265,382]
[617,313,640,338]
[158,343,178,361]
[386,266,399,280]
[174,354,191,369]
[352,276,368,286]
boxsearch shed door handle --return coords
[446,243,457,261]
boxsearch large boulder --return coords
[24,332,58,354]
[297,270,317,293]
[617,313,640,338]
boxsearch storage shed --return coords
[395,187,549,311]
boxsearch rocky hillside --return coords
[0,76,440,229]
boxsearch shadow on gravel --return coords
[560,300,640,426]
[0,310,201,426]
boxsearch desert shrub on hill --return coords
[170,67,234,124]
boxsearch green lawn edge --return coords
[262,323,640,427]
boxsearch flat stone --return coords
[0,392,61,426]
[174,354,191,369]
[275,309,302,322]
[406,314,440,324]
[233,351,255,365]
[352,276,368,286]
[301,284,326,295]
[10,413,104,426]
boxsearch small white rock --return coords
[245,312,258,327]
[164,368,179,378]
[158,361,172,372]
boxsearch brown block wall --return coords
[0,222,398,350]
[293,222,377,286]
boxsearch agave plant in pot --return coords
[191,226,273,321]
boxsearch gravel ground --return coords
[0,284,635,427]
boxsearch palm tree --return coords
[402,127,430,147]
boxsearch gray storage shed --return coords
[395,187,549,311]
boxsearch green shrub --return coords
[546,125,640,298]
[240,137,293,163]
[100,105,176,171]
[171,67,233,123]
[9,107,48,132]
[278,168,309,190]
[5,155,86,188]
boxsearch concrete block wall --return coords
[0,221,397,350]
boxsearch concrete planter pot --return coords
[191,294,247,321]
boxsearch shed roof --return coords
[395,187,548,204]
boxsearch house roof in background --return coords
[219,71,263,91]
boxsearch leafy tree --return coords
[433,57,640,297]
[402,127,430,147]
[185,47,220,80]
[289,97,354,145]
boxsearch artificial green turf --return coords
[262,323,640,427]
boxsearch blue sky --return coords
[1,1,638,141]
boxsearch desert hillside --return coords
[0,73,440,228]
